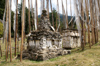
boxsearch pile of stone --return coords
[18,47,70,61]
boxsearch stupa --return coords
[20,10,70,61]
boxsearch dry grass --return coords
[0,34,100,66]
[0,43,100,66]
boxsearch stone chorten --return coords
[38,10,55,31]
[20,10,70,61]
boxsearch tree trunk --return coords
[50,0,54,27]
[20,0,25,62]
[8,0,12,62]
[15,0,18,56]
[89,0,95,45]
[28,0,31,32]
[85,0,91,48]
[5,0,8,61]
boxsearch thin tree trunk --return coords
[8,0,12,62]
[62,0,66,29]
[95,0,99,43]
[50,0,54,27]
[74,0,82,50]
[5,0,8,61]
[3,0,7,43]
[85,0,91,48]
[92,0,96,44]
[56,12,58,30]
[47,0,49,18]
[56,0,60,32]
[70,0,73,28]
[15,0,18,56]
[36,0,38,28]
[81,0,85,50]
[89,0,95,45]
[28,0,31,32]
[97,0,99,43]
[31,0,34,30]
[43,0,45,10]
[20,0,25,62]
[66,0,69,29]
[94,0,97,43]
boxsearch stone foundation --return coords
[20,47,70,61]
[19,30,70,61]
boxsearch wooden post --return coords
[31,0,34,30]
[5,0,8,61]
[36,0,38,28]
[89,0,95,45]
[95,0,99,43]
[56,0,60,32]
[92,0,96,44]
[94,0,97,43]
[15,0,18,56]
[85,0,91,48]
[61,0,64,29]
[98,0,100,43]
[50,0,54,27]
[43,0,45,10]
[97,0,100,43]
[20,0,25,62]
[28,0,31,32]
[81,0,85,50]
[70,0,73,28]
[47,0,49,18]
[3,0,7,43]
[56,12,58,30]
[56,0,58,29]
[66,0,69,29]
[8,0,12,62]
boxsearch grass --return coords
[0,35,100,66]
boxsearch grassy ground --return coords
[0,35,100,66]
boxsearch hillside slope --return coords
[0,42,100,66]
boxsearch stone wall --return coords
[62,29,81,49]
[27,30,62,49]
